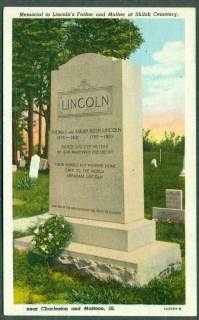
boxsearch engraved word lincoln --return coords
[58,88,111,116]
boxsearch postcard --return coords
[3,6,197,317]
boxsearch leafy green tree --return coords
[66,19,143,59]
[143,129,185,155]
[13,19,69,160]
[160,132,185,154]
[143,129,160,152]
[13,18,143,160]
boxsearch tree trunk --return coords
[38,105,42,157]
[12,116,17,165]
[27,93,34,161]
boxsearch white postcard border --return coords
[3,6,197,317]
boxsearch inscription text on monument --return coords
[58,88,112,117]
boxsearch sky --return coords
[129,19,185,140]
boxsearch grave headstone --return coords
[15,53,181,286]
[153,207,184,224]
[166,189,182,209]
[19,159,26,168]
[151,158,157,167]
[12,165,17,172]
[179,158,185,177]
[39,158,48,171]
[153,189,184,223]
[29,155,40,179]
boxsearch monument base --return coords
[59,216,156,252]
[14,236,181,287]
[153,207,185,224]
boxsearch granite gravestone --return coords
[48,54,182,285]
[153,189,184,224]
[29,155,40,179]
[39,158,48,171]
[166,189,183,209]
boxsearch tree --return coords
[13,19,69,160]
[142,129,185,154]
[160,132,185,154]
[12,19,143,160]
[13,20,40,161]
[66,19,143,59]
[143,129,158,152]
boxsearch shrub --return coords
[31,216,72,259]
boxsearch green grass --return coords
[144,152,184,218]
[156,222,185,257]
[14,249,185,304]
[13,152,185,304]
[13,169,49,219]
[13,198,26,206]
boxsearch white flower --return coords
[34,228,39,234]
[41,245,47,251]
[61,224,65,228]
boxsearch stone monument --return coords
[49,53,181,285]
[153,189,184,224]
[15,54,181,286]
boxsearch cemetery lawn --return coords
[13,169,49,219]
[14,245,185,304]
[144,152,184,219]
[13,152,185,304]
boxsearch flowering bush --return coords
[31,215,72,258]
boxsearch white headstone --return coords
[12,165,17,172]
[151,158,157,167]
[179,158,185,177]
[19,159,26,168]
[29,155,40,179]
